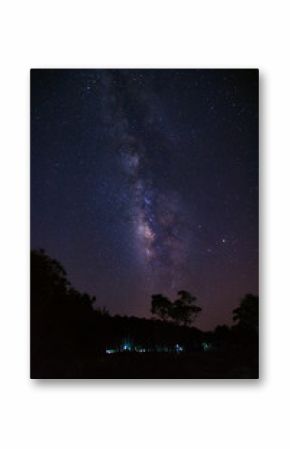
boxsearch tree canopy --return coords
[233,294,258,333]
[151,290,202,326]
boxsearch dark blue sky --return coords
[31,69,258,330]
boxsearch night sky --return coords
[31,69,258,330]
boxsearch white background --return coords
[0,1,289,448]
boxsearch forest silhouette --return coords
[31,249,258,378]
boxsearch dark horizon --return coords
[31,69,258,331]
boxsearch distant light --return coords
[175,344,184,352]
[122,343,132,351]
[106,349,116,354]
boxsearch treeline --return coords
[31,249,258,378]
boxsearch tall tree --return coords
[171,290,202,326]
[151,294,172,321]
[233,294,258,333]
[151,290,202,326]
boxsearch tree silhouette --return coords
[31,248,70,304]
[31,249,257,378]
[151,294,172,321]
[233,294,258,333]
[31,249,96,377]
[151,290,202,326]
[171,290,202,326]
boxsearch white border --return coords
[0,1,289,448]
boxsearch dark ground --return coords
[33,350,258,379]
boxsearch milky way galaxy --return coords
[31,69,258,329]
[95,71,194,295]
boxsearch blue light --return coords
[122,342,132,351]
[175,344,184,353]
